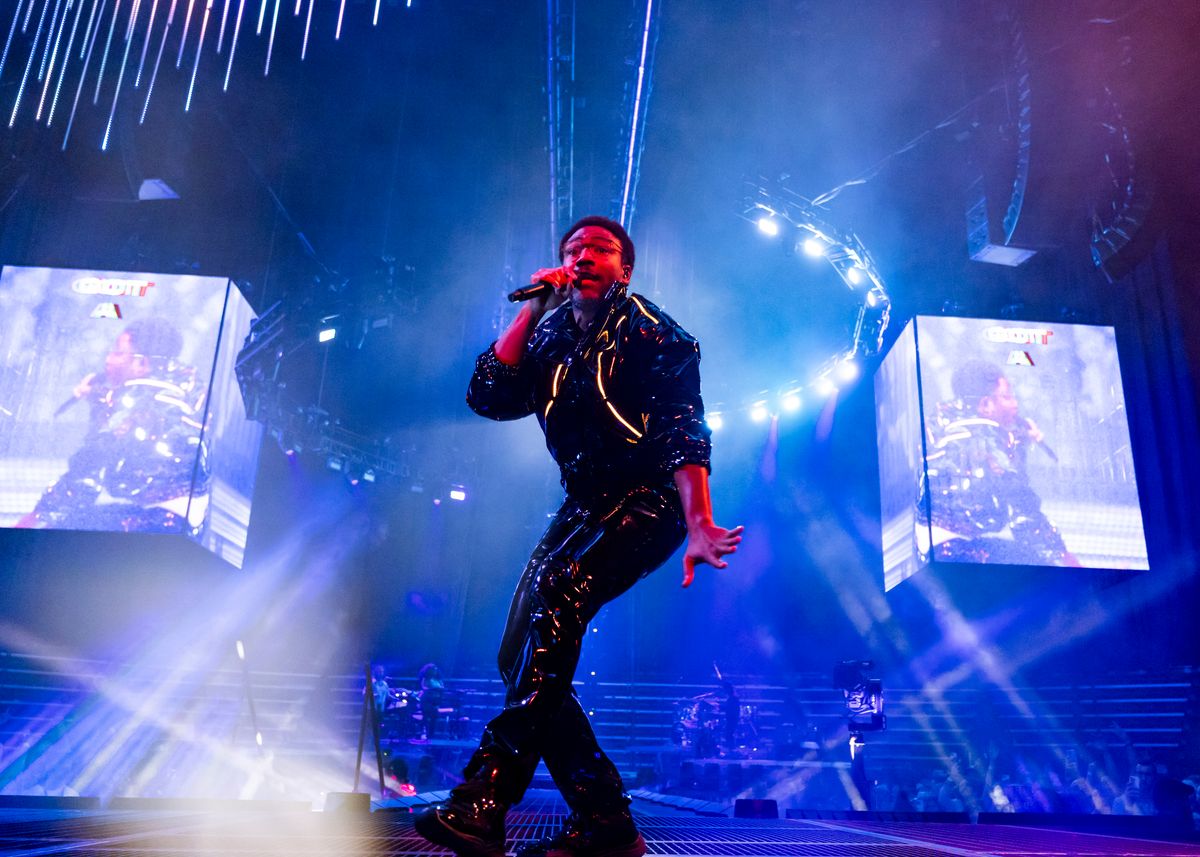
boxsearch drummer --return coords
[417,662,446,739]
[720,681,739,749]
[372,665,392,714]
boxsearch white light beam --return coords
[221,0,243,90]
[618,0,654,227]
[184,0,211,110]
[138,0,176,123]
[101,0,143,150]
[46,0,86,125]
[9,0,53,127]
[263,0,277,74]
[91,0,122,105]
[133,0,160,86]
[175,0,195,67]
[35,0,73,121]
[1,0,31,84]
[60,0,105,146]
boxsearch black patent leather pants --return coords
[464,482,686,811]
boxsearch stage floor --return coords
[1,791,1198,856]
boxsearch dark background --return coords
[0,0,1197,696]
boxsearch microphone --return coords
[54,371,103,417]
[507,280,555,303]
[1034,438,1059,462]
[55,393,83,417]
[1022,416,1058,462]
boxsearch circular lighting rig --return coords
[709,181,892,425]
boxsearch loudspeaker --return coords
[324,791,371,814]
[734,798,778,819]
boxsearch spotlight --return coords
[326,456,344,472]
[363,469,376,483]
[756,216,780,237]
[866,291,878,307]
[781,392,802,413]
[750,401,770,422]
[847,267,863,285]
[706,412,724,431]
[449,486,467,502]
[802,238,825,257]
[318,328,337,343]
[815,377,837,397]
[837,361,860,382]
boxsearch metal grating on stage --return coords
[1,793,1198,856]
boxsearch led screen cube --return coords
[876,316,1148,591]
[0,266,262,567]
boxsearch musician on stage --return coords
[415,216,742,857]
[18,317,209,534]
[921,359,1077,566]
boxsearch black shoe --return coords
[515,811,646,857]
[414,781,507,857]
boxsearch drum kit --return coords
[378,686,467,741]
[670,692,759,757]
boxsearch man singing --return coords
[415,216,742,857]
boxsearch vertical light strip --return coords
[35,0,73,120]
[92,0,122,104]
[9,0,52,127]
[184,0,211,111]
[138,0,176,122]
[101,0,142,150]
[567,0,575,222]
[61,0,105,146]
[292,0,298,14]
[174,0,194,67]
[23,0,39,32]
[545,0,556,242]
[221,0,243,90]
[254,0,264,33]
[334,0,344,39]
[1,0,30,84]
[37,0,64,82]
[299,0,311,59]
[371,0,378,26]
[215,0,228,51]
[133,0,160,86]
[46,0,86,125]
[77,0,98,57]
[123,0,140,36]
[263,0,277,74]
[618,0,653,227]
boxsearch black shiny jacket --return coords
[467,284,711,502]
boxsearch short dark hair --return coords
[559,215,635,272]
[951,359,1005,402]
[124,317,183,360]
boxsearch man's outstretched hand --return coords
[681,519,744,588]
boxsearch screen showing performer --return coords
[876,316,1149,590]
[0,266,261,567]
